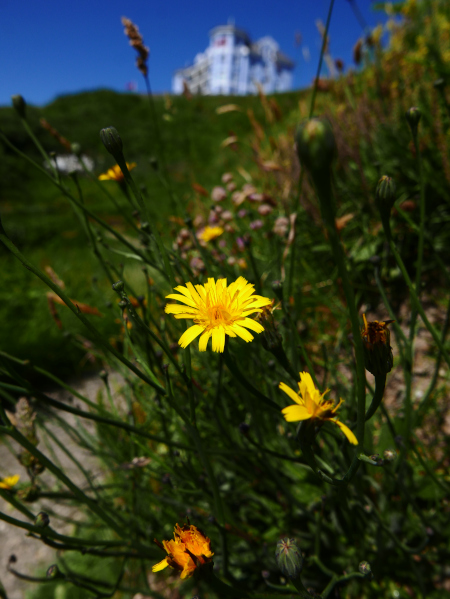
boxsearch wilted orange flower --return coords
[152,523,214,579]
[98,163,136,182]
[361,314,394,376]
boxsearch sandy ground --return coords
[0,374,112,599]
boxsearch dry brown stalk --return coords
[121,16,149,77]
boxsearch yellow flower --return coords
[198,226,224,243]
[165,277,272,352]
[98,162,136,182]
[280,372,357,445]
[0,475,20,489]
[152,523,214,579]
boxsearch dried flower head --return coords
[361,314,394,376]
[122,17,149,77]
[152,523,213,579]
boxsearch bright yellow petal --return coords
[212,327,226,352]
[279,382,303,405]
[198,330,212,352]
[0,475,20,489]
[98,174,110,181]
[281,405,313,422]
[299,372,316,397]
[229,323,254,342]
[239,318,264,333]
[331,419,358,445]
[165,304,197,317]
[152,558,169,573]
[165,294,198,308]
[179,325,205,348]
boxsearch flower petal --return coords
[152,558,169,573]
[199,330,212,352]
[279,382,303,405]
[165,294,198,308]
[281,405,313,422]
[330,418,358,445]
[229,323,254,342]
[178,325,205,348]
[212,327,226,352]
[239,317,264,333]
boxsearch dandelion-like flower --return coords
[152,523,214,579]
[0,475,20,490]
[198,226,224,243]
[280,372,357,445]
[165,276,272,352]
[361,314,394,376]
[98,163,136,182]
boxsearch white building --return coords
[173,24,294,96]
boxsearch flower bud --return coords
[275,538,303,579]
[71,142,82,156]
[11,95,26,118]
[34,511,50,528]
[100,126,123,159]
[359,561,372,579]
[375,175,396,228]
[295,118,336,175]
[47,564,63,580]
[361,314,394,376]
[112,280,124,293]
[405,107,422,138]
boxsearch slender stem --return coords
[364,374,386,421]
[308,0,336,119]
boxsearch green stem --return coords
[364,374,386,421]
[312,173,366,458]
[223,346,279,411]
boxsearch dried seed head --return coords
[122,17,149,77]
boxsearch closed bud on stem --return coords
[11,95,27,119]
[112,280,124,294]
[100,126,124,160]
[47,564,63,580]
[375,175,396,233]
[359,561,372,579]
[71,142,82,156]
[34,512,50,528]
[361,314,394,376]
[295,118,336,176]
[405,107,422,139]
[275,538,303,579]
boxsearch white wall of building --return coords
[172,25,294,96]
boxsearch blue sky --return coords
[0,0,389,107]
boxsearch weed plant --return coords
[0,1,450,598]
